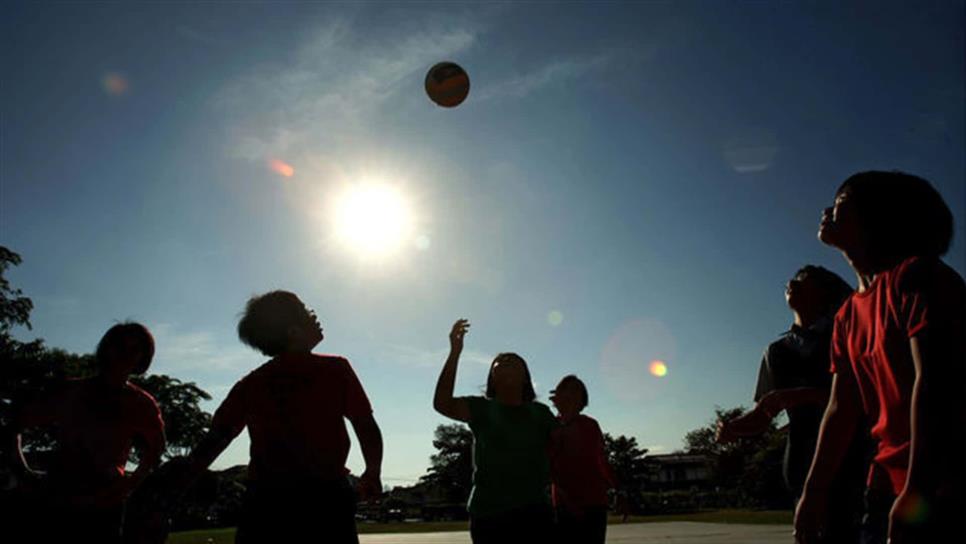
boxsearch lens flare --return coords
[547,311,564,327]
[649,360,668,377]
[102,73,129,96]
[269,159,295,178]
[600,318,677,402]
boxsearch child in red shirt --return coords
[794,171,965,544]
[549,375,616,544]
[8,322,165,544]
[179,291,383,544]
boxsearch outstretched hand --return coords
[449,319,470,353]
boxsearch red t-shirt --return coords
[211,353,373,482]
[550,414,616,511]
[831,256,966,494]
[24,380,165,492]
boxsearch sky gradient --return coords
[2,2,964,486]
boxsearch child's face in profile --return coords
[819,190,863,252]
[290,303,324,351]
[785,273,821,314]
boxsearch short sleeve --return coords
[753,348,774,402]
[340,358,373,421]
[133,392,166,456]
[211,379,249,438]
[466,396,489,432]
[895,257,966,338]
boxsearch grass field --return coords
[167,509,793,544]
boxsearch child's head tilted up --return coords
[237,290,324,356]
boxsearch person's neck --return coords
[843,249,878,292]
[558,410,579,424]
[95,373,127,389]
[495,390,524,406]
[792,309,822,329]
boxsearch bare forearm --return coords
[433,350,460,412]
[803,401,859,493]
[356,418,384,475]
[187,428,234,471]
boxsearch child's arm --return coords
[794,371,862,543]
[350,413,383,500]
[433,319,471,422]
[890,333,960,541]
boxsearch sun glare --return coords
[333,183,413,257]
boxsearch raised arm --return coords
[433,319,471,422]
[794,370,863,543]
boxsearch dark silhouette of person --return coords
[549,374,616,544]
[794,171,965,544]
[7,322,165,544]
[716,265,868,540]
[175,291,383,544]
[433,319,558,544]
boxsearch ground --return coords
[168,510,795,543]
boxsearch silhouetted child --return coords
[549,374,616,544]
[8,322,165,544]
[795,171,965,544]
[433,319,558,544]
[717,265,867,540]
[180,291,383,544]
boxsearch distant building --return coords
[642,453,712,490]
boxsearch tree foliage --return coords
[419,423,473,504]
[0,246,212,464]
[683,405,787,507]
[603,432,649,492]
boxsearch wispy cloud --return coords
[215,17,479,162]
[383,343,494,369]
[475,54,611,102]
[151,323,255,374]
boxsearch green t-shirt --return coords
[465,396,559,518]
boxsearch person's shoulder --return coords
[892,256,964,293]
[577,413,601,429]
[124,382,161,413]
[317,353,351,365]
[530,401,555,418]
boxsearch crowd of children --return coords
[6,170,964,543]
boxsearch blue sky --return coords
[2,2,963,486]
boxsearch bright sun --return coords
[332,183,414,257]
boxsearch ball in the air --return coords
[425,62,470,108]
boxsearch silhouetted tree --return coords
[419,423,473,504]
[683,406,787,507]
[603,433,649,491]
[131,374,212,460]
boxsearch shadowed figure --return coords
[794,171,966,544]
[549,374,617,544]
[716,265,868,540]
[6,323,165,544]
[169,290,383,544]
[433,319,558,544]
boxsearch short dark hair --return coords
[237,290,306,357]
[793,265,854,316]
[557,374,589,410]
[96,322,155,375]
[837,171,953,270]
[485,352,537,402]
